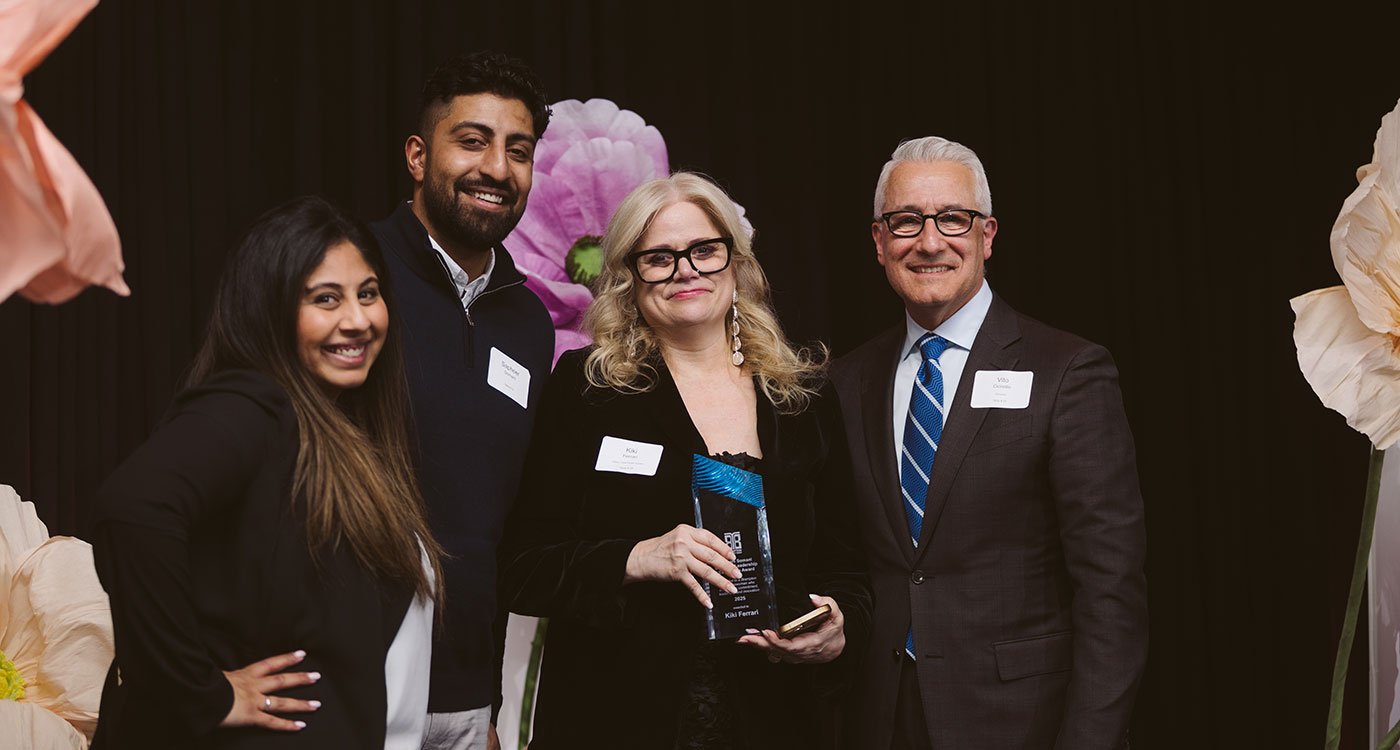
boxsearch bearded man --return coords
[370,51,554,750]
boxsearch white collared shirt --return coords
[891,280,994,467]
[428,235,495,310]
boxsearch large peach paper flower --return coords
[0,485,113,749]
[1291,98,1400,750]
[1292,98,1400,448]
[0,0,129,304]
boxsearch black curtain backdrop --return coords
[2,1,1393,746]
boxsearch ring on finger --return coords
[263,696,272,711]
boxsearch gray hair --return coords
[872,136,993,217]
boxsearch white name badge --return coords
[970,370,1033,409]
[487,347,530,408]
[595,436,664,476]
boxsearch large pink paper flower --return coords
[507,99,752,364]
[0,485,113,749]
[507,99,670,363]
[1292,98,1400,448]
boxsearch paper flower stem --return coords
[1381,719,1400,750]
[518,617,549,749]
[1327,448,1384,748]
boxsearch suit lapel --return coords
[915,295,1024,557]
[858,325,916,564]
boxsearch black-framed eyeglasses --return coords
[878,208,985,238]
[627,237,734,284]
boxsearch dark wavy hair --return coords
[188,195,442,602]
[417,50,552,139]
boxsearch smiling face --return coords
[873,160,998,330]
[296,241,389,395]
[409,92,536,253]
[633,201,735,341]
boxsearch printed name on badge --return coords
[487,347,530,408]
[970,370,1033,409]
[595,436,664,476]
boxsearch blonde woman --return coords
[501,173,870,748]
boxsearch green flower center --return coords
[0,648,25,701]
[565,235,604,288]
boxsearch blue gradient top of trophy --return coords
[691,454,765,508]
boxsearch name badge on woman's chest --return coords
[594,436,664,476]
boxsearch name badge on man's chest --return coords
[970,370,1033,409]
[487,347,531,408]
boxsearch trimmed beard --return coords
[420,170,525,252]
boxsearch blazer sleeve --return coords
[499,352,638,628]
[93,389,278,736]
[1047,344,1148,750]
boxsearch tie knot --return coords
[917,333,951,362]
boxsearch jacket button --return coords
[891,648,903,662]
[911,570,925,585]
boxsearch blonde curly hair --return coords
[582,172,825,415]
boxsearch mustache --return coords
[454,176,516,203]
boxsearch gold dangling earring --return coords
[730,289,744,366]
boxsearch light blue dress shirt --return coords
[891,280,994,475]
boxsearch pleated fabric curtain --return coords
[1,1,1393,747]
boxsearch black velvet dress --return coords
[500,348,872,749]
[675,452,761,749]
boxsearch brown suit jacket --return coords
[830,294,1147,750]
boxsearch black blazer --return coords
[500,349,871,749]
[830,295,1148,750]
[91,370,412,749]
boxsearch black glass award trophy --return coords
[691,454,778,640]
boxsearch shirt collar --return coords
[427,234,496,296]
[901,279,993,357]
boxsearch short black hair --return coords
[417,51,551,140]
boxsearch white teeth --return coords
[328,345,365,357]
[470,191,505,205]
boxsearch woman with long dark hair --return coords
[91,196,442,749]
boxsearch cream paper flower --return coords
[0,485,113,749]
[1292,98,1400,448]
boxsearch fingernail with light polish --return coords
[308,672,321,682]
[294,721,307,729]
[308,701,322,710]
[294,650,306,659]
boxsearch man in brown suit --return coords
[830,136,1147,749]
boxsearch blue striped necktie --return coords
[900,333,951,659]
